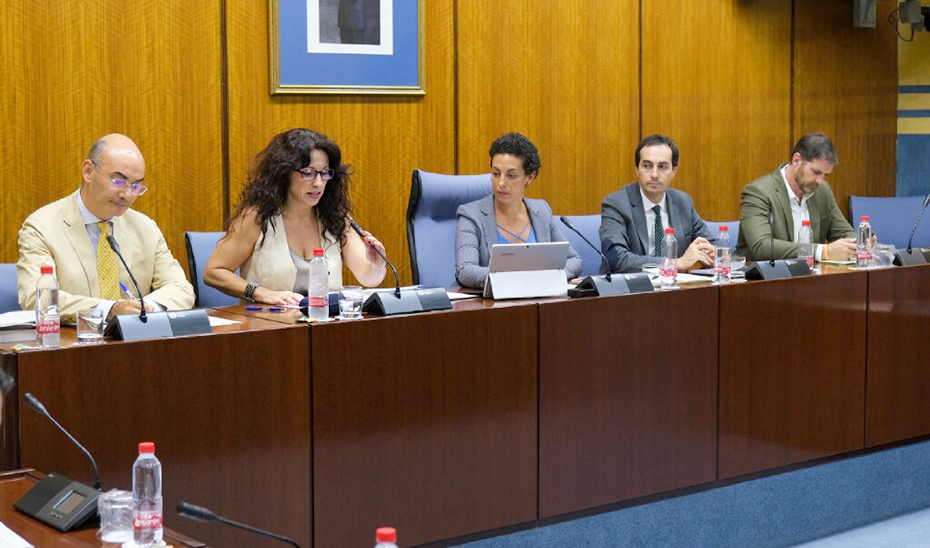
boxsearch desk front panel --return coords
[311,304,538,548]
[719,271,868,479]
[538,287,719,518]
[866,264,930,446]
[17,321,309,548]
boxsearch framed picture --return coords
[270,0,424,95]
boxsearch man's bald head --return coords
[81,134,147,220]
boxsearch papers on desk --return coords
[0,521,33,548]
[650,273,713,286]
[447,291,479,301]
[207,316,241,327]
[0,310,34,329]
[820,259,855,265]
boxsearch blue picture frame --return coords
[270,0,424,95]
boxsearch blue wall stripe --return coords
[898,110,930,118]
[897,135,930,198]
[899,85,930,93]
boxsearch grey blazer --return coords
[455,194,583,289]
[599,182,713,273]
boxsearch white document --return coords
[207,316,241,327]
[484,270,568,300]
[0,521,33,548]
[0,310,35,329]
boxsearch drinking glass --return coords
[338,286,363,320]
[76,309,105,344]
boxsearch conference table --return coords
[2,263,928,548]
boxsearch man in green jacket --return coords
[736,132,856,262]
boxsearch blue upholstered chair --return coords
[705,220,740,252]
[555,214,602,277]
[184,231,239,308]
[406,170,493,287]
[849,195,930,248]
[0,263,19,313]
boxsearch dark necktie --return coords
[652,205,663,256]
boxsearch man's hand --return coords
[823,238,857,261]
[676,237,716,271]
[107,299,155,321]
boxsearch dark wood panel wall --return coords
[0,0,897,286]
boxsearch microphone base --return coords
[568,273,654,297]
[745,259,812,280]
[14,473,101,532]
[894,247,929,266]
[105,309,211,341]
[362,287,452,316]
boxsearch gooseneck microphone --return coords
[559,216,611,282]
[24,392,101,490]
[349,220,401,298]
[907,191,930,254]
[106,235,147,323]
[177,502,303,548]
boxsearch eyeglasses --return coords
[294,167,335,181]
[91,160,148,195]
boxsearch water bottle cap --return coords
[802,220,811,226]
[718,225,728,232]
[40,266,53,275]
[664,228,675,234]
[861,216,869,222]
[138,442,156,454]
[376,527,396,543]
[313,248,324,257]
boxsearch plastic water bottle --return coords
[35,265,60,348]
[798,220,814,269]
[713,225,731,285]
[856,215,873,270]
[374,527,398,548]
[660,228,679,290]
[131,442,164,547]
[308,248,329,321]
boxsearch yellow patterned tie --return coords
[96,222,120,300]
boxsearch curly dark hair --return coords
[231,128,353,246]
[489,132,541,176]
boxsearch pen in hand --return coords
[119,281,138,300]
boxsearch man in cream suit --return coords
[736,132,856,261]
[599,134,716,273]
[17,134,194,322]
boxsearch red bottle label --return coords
[36,320,60,335]
[133,511,163,530]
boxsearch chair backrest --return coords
[406,170,493,287]
[849,195,930,248]
[184,231,239,308]
[0,264,19,313]
[705,220,740,252]
[555,214,602,277]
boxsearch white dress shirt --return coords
[780,165,824,261]
[641,188,669,256]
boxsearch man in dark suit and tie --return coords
[599,134,716,273]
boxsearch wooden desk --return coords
[8,311,309,548]
[718,269,868,479]
[538,285,718,517]
[866,264,930,446]
[0,469,206,547]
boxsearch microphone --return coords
[177,502,303,548]
[106,235,147,323]
[24,392,101,490]
[907,191,930,254]
[349,220,400,298]
[559,216,611,282]
[769,212,776,266]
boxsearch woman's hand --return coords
[361,230,387,267]
[254,287,304,306]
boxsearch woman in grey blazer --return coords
[454,133,583,289]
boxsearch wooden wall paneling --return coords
[456,1,640,218]
[226,1,456,287]
[641,0,792,223]
[0,1,224,273]
[794,0,898,217]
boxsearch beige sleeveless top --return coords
[240,213,343,293]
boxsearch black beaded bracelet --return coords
[244,282,258,302]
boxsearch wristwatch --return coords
[244,283,258,303]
